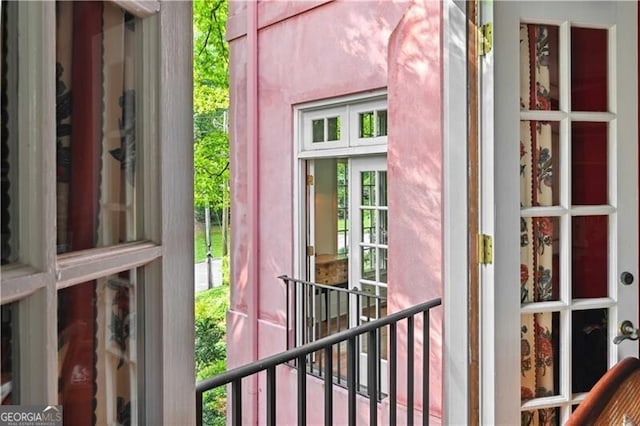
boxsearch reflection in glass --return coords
[58,270,140,425]
[377,110,387,136]
[571,27,608,112]
[572,122,607,205]
[572,216,608,299]
[361,172,375,206]
[361,246,376,280]
[362,209,376,244]
[379,210,388,245]
[521,408,560,426]
[520,24,559,111]
[1,303,16,405]
[379,248,388,283]
[1,1,19,265]
[359,112,374,138]
[327,117,340,141]
[520,121,560,207]
[379,172,387,206]
[572,309,607,393]
[312,119,324,143]
[56,2,140,254]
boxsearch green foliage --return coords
[194,0,229,209]
[195,285,229,425]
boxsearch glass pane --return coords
[312,119,324,143]
[378,171,387,207]
[362,209,376,244]
[379,210,388,245]
[327,117,340,141]
[377,110,387,136]
[520,24,560,111]
[520,121,560,207]
[58,269,140,425]
[521,312,560,401]
[572,122,607,205]
[572,309,607,393]
[572,216,608,298]
[56,2,140,253]
[379,248,388,283]
[1,1,19,265]
[571,27,607,112]
[521,217,560,303]
[521,408,560,426]
[361,171,375,206]
[359,112,374,138]
[1,302,17,405]
[361,246,376,280]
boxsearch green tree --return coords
[193,0,229,211]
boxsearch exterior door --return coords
[485,1,638,424]
[350,156,388,392]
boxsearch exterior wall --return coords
[228,0,444,423]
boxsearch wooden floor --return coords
[304,305,388,388]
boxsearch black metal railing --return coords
[279,275,387,393]
[195,296,441,426]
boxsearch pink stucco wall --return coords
[228,0,444,423]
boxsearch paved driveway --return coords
[195,258,223,292]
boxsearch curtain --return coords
[56,2,136,425]
[520,24,557,426]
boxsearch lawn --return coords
[195,225,224,263]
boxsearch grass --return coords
[195,225,224,263]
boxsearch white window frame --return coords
[0,2,194,424]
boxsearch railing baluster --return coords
[347,336,356,426]
[267,366,276,426]
[197,278,440,426]
[286,279,290,351]
[298,355,307,426]
[390,322,397,426]
[232,379,242,426]
[423,310,430,426]
[196,391,203,426]
[368,329,378,426]
[324,345,333,426]
[407,315,414,426]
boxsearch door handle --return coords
[613,320,639,344]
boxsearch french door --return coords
[485,1,638,424]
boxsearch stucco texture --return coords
[228,0,444,423]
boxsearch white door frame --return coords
[481,2,638,424]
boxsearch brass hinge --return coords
[478,23,493,56]
[478,234,493,265]
[306,245,315,256]
[306,175,314,186]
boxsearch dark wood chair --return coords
[567,357,640,426]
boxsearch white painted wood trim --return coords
[297,145,387,159]
[110,0,159,18]
[442,1,469,424]
[157,2,195,424]
[14,1,58,404]
[2,271,48,304]
[56,243,162,289]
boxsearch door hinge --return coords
[478,23,493,56]
[306,245,315,256]
[306,175,314,186]
[478,234,493,265]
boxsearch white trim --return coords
[110,0,159,18]
[442,1,469,424]
[56,243,162,289]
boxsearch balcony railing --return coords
[279,275,387,394]
[195,290,441,426]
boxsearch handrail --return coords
[196,297,440,393]
[278,274,387,300]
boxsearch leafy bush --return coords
[195,285,229,425]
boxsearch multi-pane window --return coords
[0,1,192,423]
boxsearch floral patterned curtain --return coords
[56,2,136,425]
[520,24,557,426]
